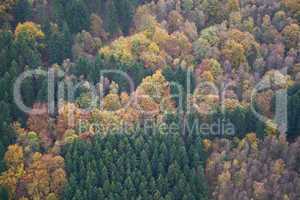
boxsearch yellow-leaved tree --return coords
[0,0,17,19]
[0,144,25,199]
[17,153,66,200]
[15,21,45,40]
[135,70,175,119]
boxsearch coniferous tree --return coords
[12,0,32,24]
[104,0,120,37]
[66,0,90,33]
[62,131,208,200]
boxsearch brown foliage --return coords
[206,134,300,200]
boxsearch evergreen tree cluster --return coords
[62,131,208,200]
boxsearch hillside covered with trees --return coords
[0,0,300,199]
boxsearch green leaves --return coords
[62,132,208,200]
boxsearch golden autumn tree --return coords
[133,5,158,32]
[227,29,259,56]
[222,39,246,69]
[196,58,222,81]
[282,0,300,14]
[56,103,79,139]
[103,82,122,111]
[117,106,140,127]
[135,70,175,119]
[227,0,240,13]
[17,153,66,200]
[100,27,168,69]
[15,21,45,40]
[0,144,25,199]
[135,94,160,119]
[116,92,140,127]
[137,70,170,104]
[0,0,17,19]
[90,14,108,41]
[91,110,123,134]
[282,23,300,49]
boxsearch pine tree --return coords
[288,84,300,139]
[115,0,134,35]
[52,0,65,25]
[13,0,32,23]
[66,0,90,33]
[62,22,72,59]
[47,25,64,64]
[104,0,120,37]
[62,131,208,199]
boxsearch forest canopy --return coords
[0,0,299,199]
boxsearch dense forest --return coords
[0,0,299,199]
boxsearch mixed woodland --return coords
[0,0,300,199]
